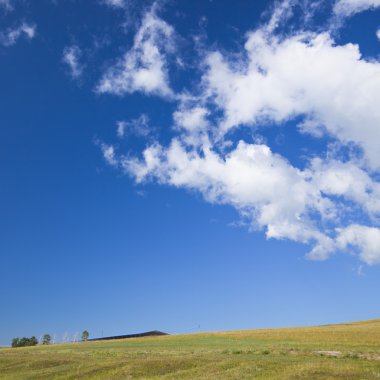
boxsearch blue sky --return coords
[1,0,380,345]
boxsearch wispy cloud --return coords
[116,114,150,138]
[0,22,35,46]
[97,4,176,98]
[62,45,84,79]
[102,0,129,9]
[0,0,13,12]
[101,143,118,167]
[334,0,380,17]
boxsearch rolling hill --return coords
[1,319,380,379]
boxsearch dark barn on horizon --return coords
[88,330,169,341]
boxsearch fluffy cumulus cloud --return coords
[337,225,380,265]
[309,158,380,217]
[173,107,209,132]
[120,138,379,260]
[204,31,380,169]
[334,0,380,17]
[124,140,332,245]
[62,45,84,79]
[117,142,380,265]
[101,1,380,265]
[0,22,35,46]
[97,5,175,98]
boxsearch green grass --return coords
[1,319,380,379]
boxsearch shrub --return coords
[11,336,38,347]
[81,330,89,341]
[42,334,52,345]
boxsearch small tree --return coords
[29,336,38,346]
[11,338,20,348]
[42,334,51,345]
[81,330,89,341]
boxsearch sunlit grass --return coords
[1,319,380,379]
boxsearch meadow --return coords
[1,319,380,379]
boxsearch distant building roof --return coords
[88,330,169,341]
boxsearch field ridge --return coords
[1,318,380,379]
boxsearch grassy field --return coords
[1,319,380,379]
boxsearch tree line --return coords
[11,331,89,347]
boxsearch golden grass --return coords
[1,319,380,379]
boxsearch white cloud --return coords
[334,0,380,17]
[122,140,336,255]
[172,105,210,146]
[101,143,118,167]
[62,45,84,79]
[203,31,380,169]
[102,0,128,8]
[97,6,175,98]
[109,137,380,265]
[173,106,209,133]
[310,158,380,217]
[377,28,380,40]
[265,0,295,33]
[100,0,380,265]
[0,22,35,46]
[116,114,150,138]
[337,225,380,265]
